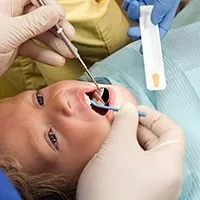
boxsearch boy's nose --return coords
[47,90,73,116]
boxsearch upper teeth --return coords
[98,88,104,97]
[92,97,104,105]
[84,94,91,105]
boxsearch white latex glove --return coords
[0,0,76,76]
[77,103,185,200]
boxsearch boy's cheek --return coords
[113,86,137,106]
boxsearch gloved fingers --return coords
[109,103,139,142]
[0,0,30,16]
[19,40,66,66]
[48,19,76,46]
[138,105,185,166]
[79,103,142,186]
[58,19,76,41]
[137,123,184,153]
[159,26,168,39]
[137,111,184,154]
[126,0,145,22]
[36,30,74,59]
[151,0,180,25]
[24,3,76,59]
[78,103,141,182]
[20,0,31,7]
[127,16,170,42]
[138,105,184,142]
[29,0,76,40]
[23,2,35,13]
[10,3,65,48]
[127,26,141,40]
[151,0,180,39]
[151,0,170,25]
[127,18,167,41]
[31,0,60,7]
[137,124,158,150]
[123,0,132,11]
[98,103,142,158]
[157,3,179,37]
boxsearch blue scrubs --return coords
[0,171,21,200]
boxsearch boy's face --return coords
[0,80,136,181]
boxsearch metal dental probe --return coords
[37,0,104,101]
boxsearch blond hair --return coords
[0,154,76,200]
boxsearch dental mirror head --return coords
[93,87,109,105]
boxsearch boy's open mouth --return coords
[85,88,110,116]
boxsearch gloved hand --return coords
[124,0,180,39]
[0,0,75,76]
[77,103,185,200]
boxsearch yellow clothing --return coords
[0,0,131,99]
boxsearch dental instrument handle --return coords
[90,101,146,117]
[55,24,101,91]
[36,0,101,92]
[37,0,46,6]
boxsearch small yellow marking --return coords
[152,73,160,88]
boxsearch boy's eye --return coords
[36,92,44,106]
[48,129,59,150]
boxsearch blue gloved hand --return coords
[124,0,180,40]
[0,171,21,200]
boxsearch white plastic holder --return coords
[140,5,166,91]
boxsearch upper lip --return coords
[77,87,96,106]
